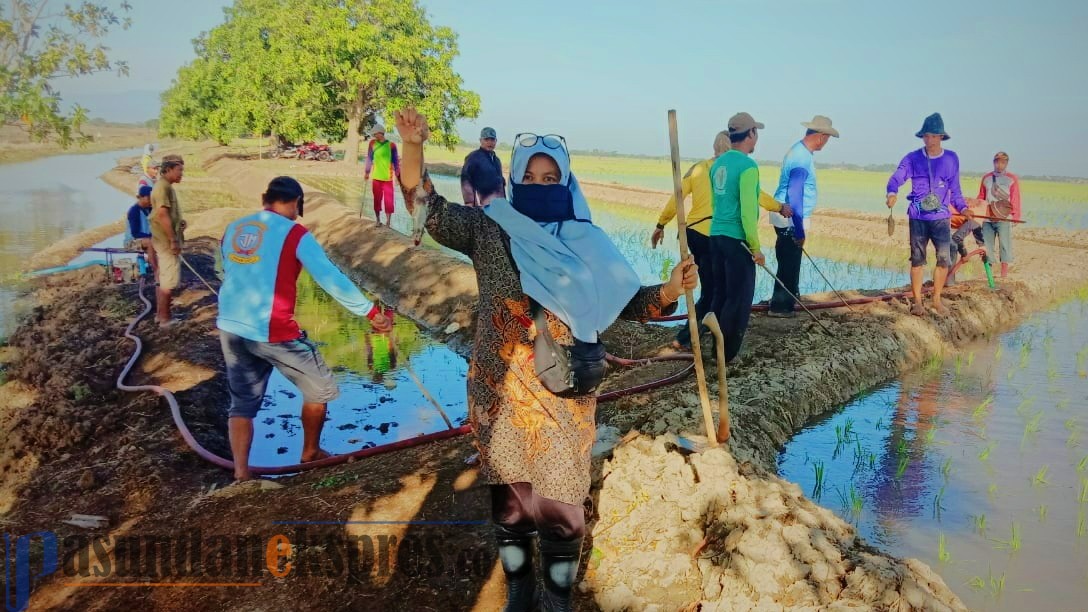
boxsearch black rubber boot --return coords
[495,525,538,612]
[538,535,583,612]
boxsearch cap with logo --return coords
[480,127,497,140]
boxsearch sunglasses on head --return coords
[514,133,567,152]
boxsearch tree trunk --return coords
[343,92,365,165]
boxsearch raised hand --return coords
[394,108,430,145]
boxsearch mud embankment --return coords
[10,147,1087,609]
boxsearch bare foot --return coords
[910,302,926,317]
[670,340,691,352]
[300,448,333,463]
[932,302,949,316]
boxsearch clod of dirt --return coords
[77,469,96,491]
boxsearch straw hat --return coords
[801,115,840,138]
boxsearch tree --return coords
[0,1,131,146]
[159,0,479,160]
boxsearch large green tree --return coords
[1,1,131,146]
[160,0,479,159]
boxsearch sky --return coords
[55,0,1088,177]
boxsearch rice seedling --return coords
[1015,397,1036,417]
[940,457,952,482]
[967,351,975,367]
[849,486,863,517]
[811,460,825,500]
[967,575,986,591]
[1078,455,1088,473]
[933,486,947,519]
[973,513,988,535]
[1079,509,1087,538]
[988,568,1007,599]
[988,483,999,499]
[995,344,1004,360]
[1019,343,1031,368]
[979,442,995,462]
[895,454,909,479]
[1006,368,1015,381]
[1032,465,1049,487]
[868,452,876,469]
[972,396,993,419]
[1000,522,1021,552]
[1059,398,1072,410]
[924,428,936,446]
[1037,505,1049,521]
[1069,429,1081,448]
[1079,477,1088,504]
[937,532,951,562]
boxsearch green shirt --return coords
[709,150,761,252]
[149,179,183,244]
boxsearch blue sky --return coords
[59,0,1088,176]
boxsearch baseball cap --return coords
[993,151,1009,161]
[727,112,765,135]
[370,124,385,136]
[148,159,162,168]
[138,185,153,197]
[480,127,497,139]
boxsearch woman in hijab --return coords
[394,109,696,611]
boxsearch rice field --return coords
[779,299,1088,611]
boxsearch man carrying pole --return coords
[767,116,840,317]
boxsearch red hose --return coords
[120,250,986,474]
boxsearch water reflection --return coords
[248,271,468,468]
[780,300,1088,611]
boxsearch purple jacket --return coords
[886,149,967,220]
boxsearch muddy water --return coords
[779,299,1088,611]
[248,271,468,468]
[0,149,138,337]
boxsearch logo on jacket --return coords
[229,221,267,264]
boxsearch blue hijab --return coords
[483,139,641,343]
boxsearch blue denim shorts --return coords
[909,218,952,268]
[220,330,339,418]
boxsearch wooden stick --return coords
[405,363,455,430]
[701,312,730,443]
[667,110,718,448]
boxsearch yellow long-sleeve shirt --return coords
[657,157,784,236]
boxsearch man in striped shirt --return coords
[218,176,392,481]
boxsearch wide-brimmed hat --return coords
[727,112,764,136]
[370,124,385,136]
[915,113,950,140]
[801,115,840,137]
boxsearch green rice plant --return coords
[967,351,975,367]
[1058,398,1071,410]
[1078,455,1088,473]
[1037,505,1049,522]
[988,568,1007,599]
[1032,465,1049,487]
[811,460,825,500]
[1079,477,1088,504]
[1019,343,1031,368]
[993,522,1021,552]
[954,355,963,376]
[933,486,947,519]
[940,457,952,482]
[995,344,1004,360]
[1079,509,1087,538]
[849,486,864,517]
[895,454,909,480]
[1068,429,1081,448]
[868,452,876,469]
[1006,368,1016,381]
[924,428,936,446]
[979,442,995,462]
[972,396,994,419]
[967,575,986,591]
[1066,418,1079,431]
[988,483,999,498]
[1015,397,1036,417]
[937,532,951,562]
[973,513,988,535]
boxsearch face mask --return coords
[510,183,574,223]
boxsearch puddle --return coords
[779,299,1088,610]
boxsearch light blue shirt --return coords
[771,141,817,239]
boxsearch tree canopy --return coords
[159,0,479,160]
[1,1,132,147]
